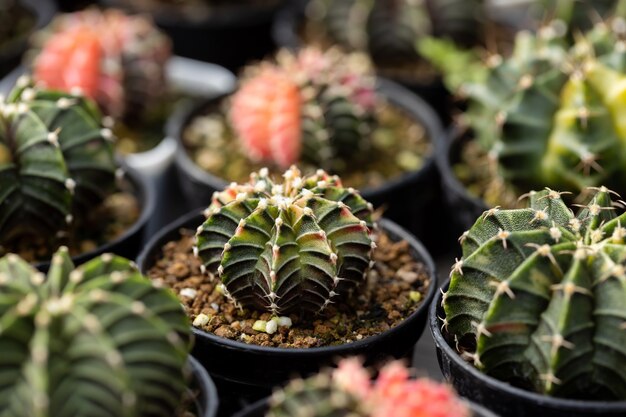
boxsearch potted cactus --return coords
[0,247,218,416]
[172,46,444,250]
[233,358,497,417]
[137,166,436,415]
[431,187,626,417]
[0,77,153,269]
[98,0,287,72]
[424,18,626,238]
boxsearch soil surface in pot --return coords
[147,229,431,348]
[0,1,36,50]
[183,99,431,190]
[0,180,140,262]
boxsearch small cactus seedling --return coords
[229,47,377,172]
[268,358,470,417]
[0,78,116,246]
[32,8,171,122]
[444,187,626,400]
[195,166,375,315]
[0,247,191,416]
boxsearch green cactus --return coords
[0,78,117,245]
[530,0,626,32]
[195,166,375,315]
[0,247,191,416]
[443,187,626,400]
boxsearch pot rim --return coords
[188,356,219,417]
[430,278,626,411]
[170,76,444,201]
[137,209,437,357]
[32,163,156,270]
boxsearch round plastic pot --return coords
[271,0,453,124]
[33,164,155,271]
[99,0,286,72]
[430,279,626,417]
[188,356,219,417]
[170,77,449,254]
[232,395,499,417]
[0,0,56,78]
[137,210,437,411]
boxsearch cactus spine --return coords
[195,166,375,315]
[0,79,116,244]
[444,187,626,400]
[0,247,191,416]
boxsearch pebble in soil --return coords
[147,229,431,348]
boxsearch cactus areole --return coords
[444,187,626,400]
[195,166,376,315]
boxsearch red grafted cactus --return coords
[32,8,170,121]
[229,47,377,172]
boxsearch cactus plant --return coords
[0,78,117,248]
[529,0,626,32]
[0,246,191,416]
[229,47,377,172]
[195,166,376,315]
[443,187,626,400]
[32,8,171,123]
[268,358,471,417]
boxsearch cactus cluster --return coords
[308,0,485,68]
[194,166,376,315]
[229,47,377,173]
[32,8,171,123]
[0,247,191,416]
[444,187,626,400]
[0,78,117,249]
[268,358,470,417]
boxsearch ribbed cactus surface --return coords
[0,79,116,243]
[444,187,626,400]
[0,247,191,417]
[195,166,375,315]
[229,47,377,173]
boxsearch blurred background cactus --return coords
[526,0,626,33]
[0,247,191,416]
[0,79,117,256]
[268,358,470,417]
[444,187,626,400]
[195,166,375,315]
[230,47,377,173]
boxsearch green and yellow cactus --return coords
[444,187,626,400]
[195,166,375,315]
[0,78,117,245]
[0,247,191,416]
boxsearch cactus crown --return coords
[444,187,626,400]
[229,47,377,173]
[195,166,376,315]
[0,79,116,246]
[268,358,470,417]
[0,247,191,416]
[32,8,171,122]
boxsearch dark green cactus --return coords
[530,0,626,32]
[195,166,375,315]
[0,78,117,243]
[0,247,191,416]
[444,187,626,400]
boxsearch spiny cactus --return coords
[32,8,171,123]
[530,0,626,32]
[0,247,191,416]
[195,166,375,315]
[444,187,626,400]
[268,358,471,417]
[229,47,377,173]
[309,0,484,67]
[0,78,116,245]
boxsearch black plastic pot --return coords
[188,356,220,417]
[33,164,155,271]
[0,0,56,78]
[99,0,286,72]
[430,280,626,417]
[137,210,437,416]
[171,77,450,254]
